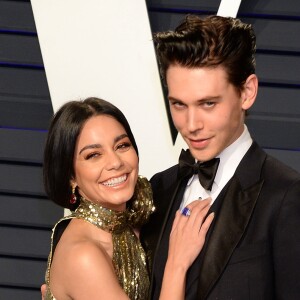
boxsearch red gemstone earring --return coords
[70,185,77,204]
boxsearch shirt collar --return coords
[213,125,252,189]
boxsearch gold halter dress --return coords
[45,176,154,300]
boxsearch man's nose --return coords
[187,108,203,132]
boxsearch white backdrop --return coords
[30,0,240,179]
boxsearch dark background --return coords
[0,0,299,298]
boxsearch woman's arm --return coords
[159,199,214,300]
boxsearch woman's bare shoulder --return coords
[49,220,128,299]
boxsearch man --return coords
[140,15,300,299]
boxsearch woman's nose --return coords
[105,151,124,170]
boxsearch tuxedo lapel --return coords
[197,177,264,299]
[152,178,184,256]
[196,141,267,299]
[148,175,188,299]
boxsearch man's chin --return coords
[189,148,215,162]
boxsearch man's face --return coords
[167,65,248,162]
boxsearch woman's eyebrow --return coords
[79,143,102,155]
[78,134,128,155]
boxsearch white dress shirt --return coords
[180,125,253,210]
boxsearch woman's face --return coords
[72,115,138,211]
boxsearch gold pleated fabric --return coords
[45,176,154,300]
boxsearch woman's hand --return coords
[159,198,214,300]
[167,198,214,271]
[41,284,46,300]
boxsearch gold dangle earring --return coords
[70,185,77,204]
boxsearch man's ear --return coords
[241,74,258,110]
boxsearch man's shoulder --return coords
[241,140,300,180]
[246,142,300,185]
[228,141,300,192]
[151,164,179,180]
[150,164,179,191]
[264,153,300,182]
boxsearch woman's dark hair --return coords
[154,15,256,93]
[43,97,138,210]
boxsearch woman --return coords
[43,97,213,300]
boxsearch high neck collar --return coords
[74,197,129,234]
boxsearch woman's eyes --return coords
[84,142,132,159]
[85,152,101,160]
[116,142,131,151]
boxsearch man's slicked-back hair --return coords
[154,15,256,92]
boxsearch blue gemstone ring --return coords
[181,207,191,217]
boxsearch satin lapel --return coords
[153,179,183,251]
[197,176,264,300]
[148,176,186,296]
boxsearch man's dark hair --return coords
[154,15,256,93]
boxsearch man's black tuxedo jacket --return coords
[140,142,300,299]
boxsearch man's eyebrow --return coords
[168,96,180,101]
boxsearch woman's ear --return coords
[70,179,77,189]
[241,74,258,110]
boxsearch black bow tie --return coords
[178,149,220,191]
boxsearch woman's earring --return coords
[70,185,77,204]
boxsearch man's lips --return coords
[188,137,211,149]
